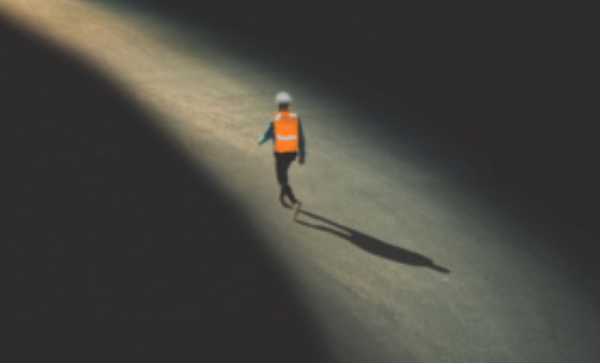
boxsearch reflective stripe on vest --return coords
[273,111,299,153]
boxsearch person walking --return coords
[257,91,306,221]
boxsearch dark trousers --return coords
[275,152,298,204]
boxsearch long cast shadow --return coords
[297,211,450,274]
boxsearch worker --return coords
[257,91,306,221]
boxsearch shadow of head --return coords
[297,211,450,274]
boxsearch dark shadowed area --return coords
[120,0,597,246]
[0,14,326,363]
[3,1,599,361]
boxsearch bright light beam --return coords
[2,1,599,362]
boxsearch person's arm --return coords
[298,118,306,162]
[257,120,274,145]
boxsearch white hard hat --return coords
[275,91,292,105]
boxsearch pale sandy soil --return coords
[1,1,599,362]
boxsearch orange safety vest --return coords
[273,111,299,153]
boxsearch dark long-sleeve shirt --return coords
[257,117,306,157]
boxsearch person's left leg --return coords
[280,153,298,204]
[275,153,287,199]
[274,153,291,207]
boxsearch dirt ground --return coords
[1,1,599,362]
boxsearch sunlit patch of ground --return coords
[2,1,599,362]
